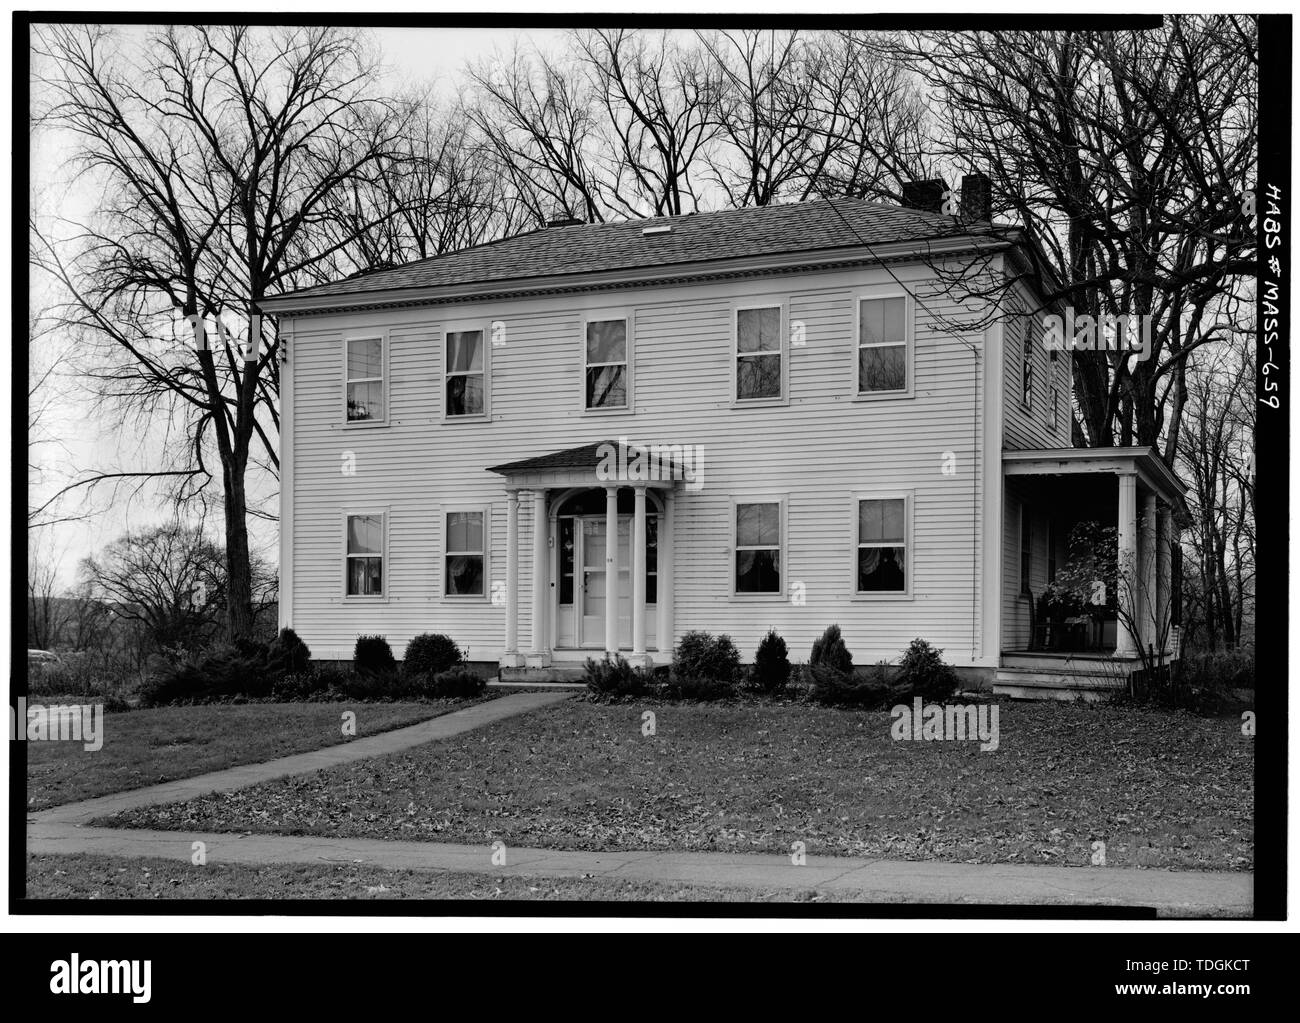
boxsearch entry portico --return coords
[489,441,683,671]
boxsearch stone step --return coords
[993,664,1130,702]
[497,665,589,685]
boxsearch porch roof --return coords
[487,440,689,488]
[1002,445,1189,516]
[488,442,614,475]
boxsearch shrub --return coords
[584,654,652,699]
[661,674,736,701]
[809,624,854,675]
[750,629,791,694]
[806,661,894,708]
[896,638,960,701]
[139,641,271,706]
[354,635,397,677]
[1177,650,1255,691]
[672,631,742,683]
[271,668,329,702]
[429,667,487,699]
[404,633,463,677]
[266,628,311,678]
[27,652,134,700]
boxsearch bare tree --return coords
[1178,336,1255,649]
[32,24,415,641]
[895,18,1257,458]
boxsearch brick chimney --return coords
[900,178,949,214]
[960,172,993,223]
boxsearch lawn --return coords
[23,853,849,902]
[96,700,1254,871]
[26,700,487,810]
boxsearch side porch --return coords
[996,446,1188,701]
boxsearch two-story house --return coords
[260,182,1187,698]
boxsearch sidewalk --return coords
[26,823,1250,916]
[26,689,1251,916]
[30,690,574,827]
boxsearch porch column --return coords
[631,485,648,663]
[604,485,619,655]
[528,489,549,665]
[1157,504,1173,655]
[502,489,521,666]
[657,491,675,658]
[1115,473,1139,657]
[1140,491,1157,654]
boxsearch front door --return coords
[579,516,631,647]
[555,512,656,650]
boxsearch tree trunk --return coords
[222,455,255,643]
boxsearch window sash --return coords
[446,330,486,416]
[856,498,907,593]
[585,319,628,409]
[735,502,781,593]
[345,513,384,596]
[345,339,385,421]
[857,298,907,393]
[445,510,486,596]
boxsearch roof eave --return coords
[258,234,1010,317]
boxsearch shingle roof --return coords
[487,439,693,478]
[268,197,999,308]
[488,442,615,475]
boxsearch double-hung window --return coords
[445,509,487,596]
[345,337,385,423]
[857,297,908,394]
[856,497,907,593]
[345,513,385,596]
[446,329,486,417]
[585,318,629,410]
[734,500,782,594]
[1021,321,1034,410]
[735,305,783,401]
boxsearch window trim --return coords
[580,311,634,415]
[341,508,389,602]
[342,333,389,428]
[730,495,786,600]
[850,490,914,600]
[441,320,491,422]
[730,300,789,407]
[853,290,914,400]
[1019,317,1034,412]
[441,503,492,601]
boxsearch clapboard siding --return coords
[1003,279,1071,451]
[285,260,992,665]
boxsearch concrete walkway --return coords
[26,689,1252,916]
[30,690,574,827]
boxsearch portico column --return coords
[1157,504,1173,655]
[631,485,648,663]
[502,489,521,667]
[528,489,549,665]
[605,485,620,656]
[657,491,675,658]
[1115,473,1139,657]
[1140,491,1157,654]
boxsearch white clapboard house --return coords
[261,179,1187,698]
